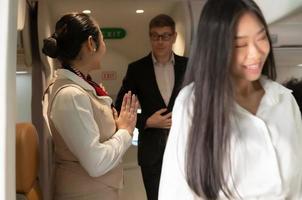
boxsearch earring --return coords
[93,48,96,52]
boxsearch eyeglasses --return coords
[149,32,174,41]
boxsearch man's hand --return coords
[145,108,172,129]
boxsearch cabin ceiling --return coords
[47,0,194,60]
[46,0,302,25]
[48,0,183,24]
[44,0,302,62]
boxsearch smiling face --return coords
[231,11,270,84]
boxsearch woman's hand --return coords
[113,91,139,136]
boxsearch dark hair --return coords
[283,78,302,114]
[184,0,276,199]
[42,13,100,68]
[149,14,175,32]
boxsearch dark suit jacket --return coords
[115,53,188,167]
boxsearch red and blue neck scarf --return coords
[67,66,108,97]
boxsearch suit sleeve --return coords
[115,64,148,131]
[115,64,136,111]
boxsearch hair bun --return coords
[42,37,58,58]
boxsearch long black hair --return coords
[42,13,100,68]
[184,0,276,199]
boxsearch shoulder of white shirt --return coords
[178,76,292,104]
[260,75,293,104]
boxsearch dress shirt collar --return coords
[259,76,292,106]
[151,52,175,66]
[233,76,292,116]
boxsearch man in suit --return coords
[115,14,188,200]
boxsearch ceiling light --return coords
[297,64,302,67]
[136,9,144,14]
[82,10,91,14]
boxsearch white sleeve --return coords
[159,87,199,200]
[50,86,132,177]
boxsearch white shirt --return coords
[48,69,132,177]
[152,53,175,106]
[159,77,302,200]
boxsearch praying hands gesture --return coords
[113,91,139,136]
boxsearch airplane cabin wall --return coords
[16,1,33,123]
[37,1,61,199]
[16,73,32,122]
[274,48,302,83]
[269,8,302,83]
[170,2,191,56]
[38,0,56,81]
[1,0,17,199]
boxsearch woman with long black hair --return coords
[159,0,302,199]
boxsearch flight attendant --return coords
[42,13,138,200]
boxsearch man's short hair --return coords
[149,14,175,32]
